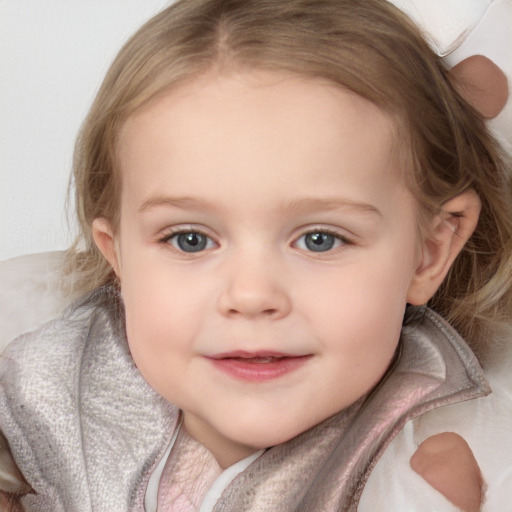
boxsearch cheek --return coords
[123,281,199,351]
[299,256,410,379]
[301,256,410,329]
[118,255,221,388]
[117,260,194,373]
[122,291,197,401]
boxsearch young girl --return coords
[1,0,511,510]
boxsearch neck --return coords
[183,412,261,469]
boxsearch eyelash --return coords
[158,227,217,253]
[157,227,353,254]
[294,228,352,253]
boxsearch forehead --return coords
[117,70,405,212]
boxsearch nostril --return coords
[227,307,277,316]
[217,277,292,319]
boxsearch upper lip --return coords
[207,350,306,359]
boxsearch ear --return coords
[92,217,122,278]
[449,55,509,119]
[407,190,481,305]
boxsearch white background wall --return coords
[0,0,171,261]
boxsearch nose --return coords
[217,254,292,320]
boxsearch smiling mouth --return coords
[206,351,311,381]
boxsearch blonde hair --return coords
[67,0,512,358]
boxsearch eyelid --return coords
[158,224,210,238]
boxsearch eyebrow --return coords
[281,197,382,217]
[139,196,212,213]
[138,195,381,217]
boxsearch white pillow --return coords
[0,251,77,353]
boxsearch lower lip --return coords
[207,355,311,382]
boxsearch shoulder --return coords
[0,295,101,501]
[0,287,119,386]
[0,283,117,502]
[359,339,512,511]
[0,287,120,444]
[0,287,174,509]
[0,286,127,423]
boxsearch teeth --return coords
[236,356,281,363]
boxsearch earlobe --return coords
[407,190,481,305]
[92,218,121,277]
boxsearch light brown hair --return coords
[67,0,512,358]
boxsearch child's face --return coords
[107,71,425,466]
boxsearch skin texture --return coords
[410,432,484,512]
[93,70,480,469]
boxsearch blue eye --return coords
[168,232,214,253]
[296,231,345,252]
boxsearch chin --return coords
[228,419,311,450]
